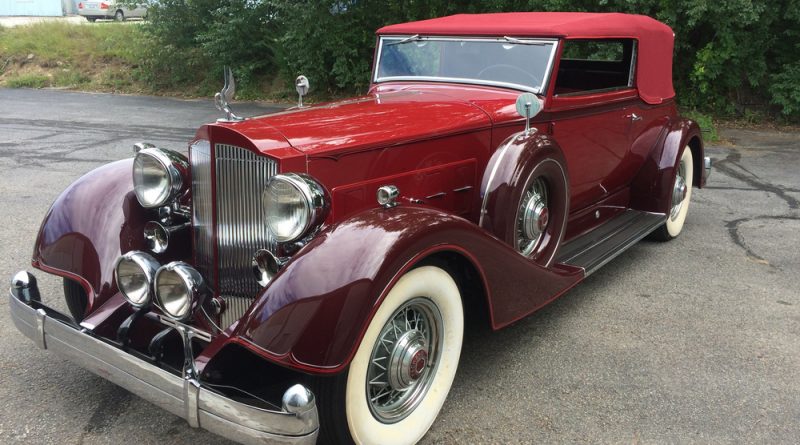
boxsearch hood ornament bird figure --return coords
[214,67,245,123]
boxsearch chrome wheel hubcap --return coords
[670,161,688,220]
[366,298,442,423]
[518,177,548,256]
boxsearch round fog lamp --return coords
[115,251,159,307]
[155,262,206,321]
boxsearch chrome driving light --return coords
[154,262,206,321]
[115,251,159,308]
[262,173,327,242]
[133,147,188,208]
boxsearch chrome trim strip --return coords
[8,284,318,445]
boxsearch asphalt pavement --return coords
[0,88,797,444]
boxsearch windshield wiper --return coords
[502,36,547,46]
[387,34,421,46]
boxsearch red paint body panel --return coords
[218,90,491,157]
[232,206,582,372]
[33,160,148,312]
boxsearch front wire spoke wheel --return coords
[366,298,442,423]
[341,265,464,445]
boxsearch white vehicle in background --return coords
[77,1,147,22]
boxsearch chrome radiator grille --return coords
[191,142,278,328]
[190,140,214,283]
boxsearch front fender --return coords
[232,206,582,374]
[630,118,704,213]
[33,160,181,315]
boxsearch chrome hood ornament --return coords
[214,67,244,123]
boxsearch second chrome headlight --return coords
[263,173,327,242]
[133,147,188,208]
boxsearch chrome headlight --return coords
[115,251,159,308]
[263,173,327,242]
[133,147,188,208]
[154,262,206,321]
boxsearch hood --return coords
[228,90,492,157]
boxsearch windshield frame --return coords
[373,35,560,94]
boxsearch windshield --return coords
[374,36,558,93]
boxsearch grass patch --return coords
[5,73,49,88]
[0,22,148,93]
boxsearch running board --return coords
[555,210,666,276]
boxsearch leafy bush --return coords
[137,0,279,97]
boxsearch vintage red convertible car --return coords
[10,12,710,445]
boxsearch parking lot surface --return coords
[0,88,797,444]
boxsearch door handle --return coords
[627,113,642,122]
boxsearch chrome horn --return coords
[214,66,244,123]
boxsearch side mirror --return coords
[296,75,310,108]
[515,93,542,136]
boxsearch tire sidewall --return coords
[345,266,464,445]
[665,148,694,237]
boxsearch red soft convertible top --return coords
[377,12,675,105]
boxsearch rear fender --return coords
[630,118,704,213]
[232,206,582,374]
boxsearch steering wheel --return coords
[476,64,541,87]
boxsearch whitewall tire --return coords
[652,147,694,241]
[345,265,464,445]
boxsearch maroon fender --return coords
[230,206,582,374]
[32,160,185,315]
[479,131,569,266]
[630,118,704,214]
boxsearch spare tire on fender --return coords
[479,132,570,267]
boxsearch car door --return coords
[547,39,640,212]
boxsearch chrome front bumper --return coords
[704,156,712,182]
[9,271,319,445]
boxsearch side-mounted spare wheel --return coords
[512,159,568,265]
[480,132,569,267]
[312,266,464,445]
[651,147,694,241]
